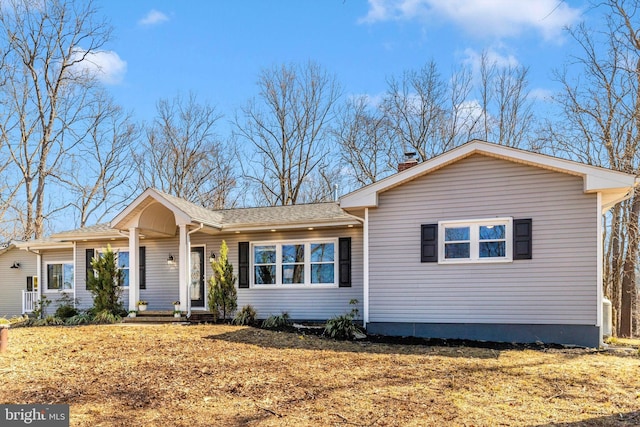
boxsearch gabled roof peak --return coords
[340,140,638,211]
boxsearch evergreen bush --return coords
[87,245,124,316]
[208,240,237,321]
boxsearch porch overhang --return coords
[110,188,223,236]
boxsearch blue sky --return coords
[92,0,589,125]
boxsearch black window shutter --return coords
[139,246,146,289]
[238,242,250,288]
[513,218,532,260]
[85,248,95,289]
[421,224,438,262]
[338,237,352,287]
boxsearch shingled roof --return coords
[53,223,118,238]
[219,202,355,227]
[51,191,360,240]
[154,190,224,227]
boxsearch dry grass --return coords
[1,324,639,426]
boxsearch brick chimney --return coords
[398,152,419,172]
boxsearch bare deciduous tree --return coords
[134,93,236,209]
[477,51,534,148]
[381,61,450,162]
[549,0,640,337]
[65,94,139,227]
[336,57,533,190]
[334,95,396,187]
[235,61,341,206]
[0,0,112,239]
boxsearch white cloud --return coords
[529,87,553,102]
[348,92,385,108]
[138,9,169,26]
[454,99,486,134]
[463,47,519,71]
[359,0,581,41]
[69,49,127,85]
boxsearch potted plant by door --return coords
[137,300,148,311]
[173,310,181,318]
[128,310,138,318]
[173,301,180,311]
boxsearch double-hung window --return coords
[252,239,337,287]
[439,218,512,263]
[96,249,130,287]
[46,262,74,291]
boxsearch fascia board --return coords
[221,220,361,233]
[15,241,74,250]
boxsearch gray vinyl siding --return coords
[368,154,598,326]
[41,248,75,313]
[138,237,180,309]
[75,239,181,311]
[191,227,363,320]
[69,227,362,318]
[0,248,37,317]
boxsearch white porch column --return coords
[128,227,140,311]
[35,252,41,296]
[178,224,190,313]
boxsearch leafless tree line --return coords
[0,0,637,335]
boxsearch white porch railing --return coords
[22,291,39,314]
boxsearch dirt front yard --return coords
[0,324,639,426]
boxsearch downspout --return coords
[596,193,604,347]
[343,212,366,224]
[338,206,367,324]
[189,223,204,235]
[363,208,369,327]
[73,241,77,309]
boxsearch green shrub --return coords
[262,312,291,330]
[233,305,257,326]
[87,245,125,316]
[55,304,79,319]
[324,314,362,340]
[92,310,121,324]
[65,312,93,326]
[208,240,237,322]
[324,299,363,340]
[32,295,51,319]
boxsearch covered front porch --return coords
[110,189,223,316]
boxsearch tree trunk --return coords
[619,190,639,337]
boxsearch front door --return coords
[190,247,205,308]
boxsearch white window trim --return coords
[250,238,339,289]
[438,217,513,264]
[44,260,74,293]
[96,247,131,288]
